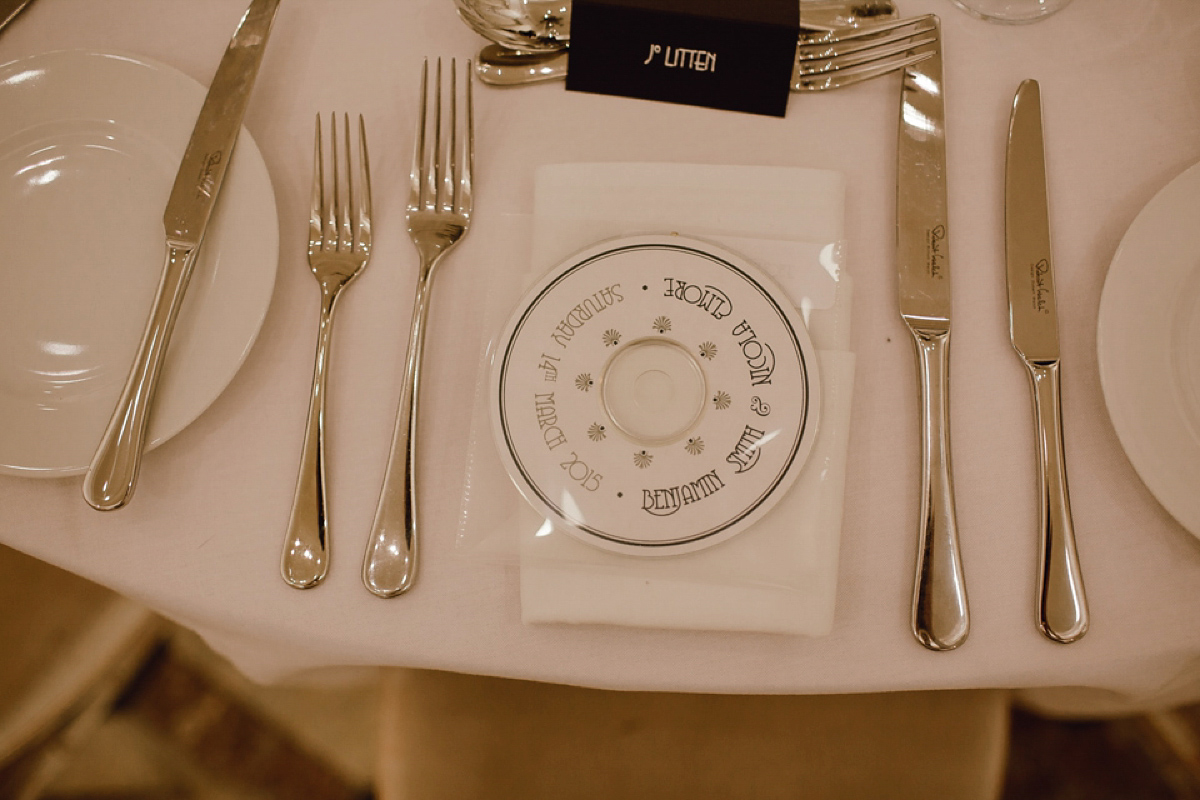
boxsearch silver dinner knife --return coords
[1005,79,1089,644]
[896,19,969,651]
[83,0,282,511]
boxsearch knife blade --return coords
[896,18,969,652]
[1005,78,1088,644]
[83,0,282,511]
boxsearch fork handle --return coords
[83,242,199,511]
[363,269,435,597]
[281,287,339,589]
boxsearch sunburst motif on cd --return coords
[698,341,717,360]
[574,373,594,392]
[712,390,731,410]
[587,423,607,442]
[633,450,653,469]
[684,437,705,456]
[602,329,622,347]
[652,315,672,334]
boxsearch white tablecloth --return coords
[3,0,1200,711]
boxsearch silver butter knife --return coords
[1005,78,1088,644]
[83,0,282,511]
[896,18,969,651]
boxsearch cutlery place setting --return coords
[3,0,1199,667]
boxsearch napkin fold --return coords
[516,163,854,636]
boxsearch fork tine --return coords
[412,59,474,215]
[448,58,458,212]
[357,114,372,252]
[795,44,936,91]
[797,15,937,61]
[798,25,937,64]
[797,33,936,68]
[797,29,938,75]
[310,114,324,250]
[339,113,354,250]
[799,13,936,48]
[433,58,444,210]
[325,113,339,251]
[411,59,429,211]
[460,59,473,215]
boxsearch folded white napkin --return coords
[516,163,854,635]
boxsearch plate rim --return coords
[1097,158,1200,534]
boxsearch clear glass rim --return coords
[949,0,1072,24]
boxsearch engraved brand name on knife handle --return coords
[1030,258,1052,313]
[927,224,947,278]
[910,327,969,651]
[195,150,224,200]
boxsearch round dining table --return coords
[2,0,1199,715]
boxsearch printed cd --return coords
[491,234,821,556]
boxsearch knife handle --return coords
[1026,361,1088,643]
[909,327,970,651]
[83,243,199,511]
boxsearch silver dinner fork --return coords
[362,59,473,598]
[281,113,373,590]
[794,14,938,91]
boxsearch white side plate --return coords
[1098,159,1200,536]
[0,50,278,477]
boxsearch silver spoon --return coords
[474,0,898,86]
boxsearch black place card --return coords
[565,0,799,117]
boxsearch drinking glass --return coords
[951,0,1071,23]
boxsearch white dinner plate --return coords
[0,50,278,477]
[1098,159,1200,536]
[491,235,821,556]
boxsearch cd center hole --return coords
[634,369,674,410]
